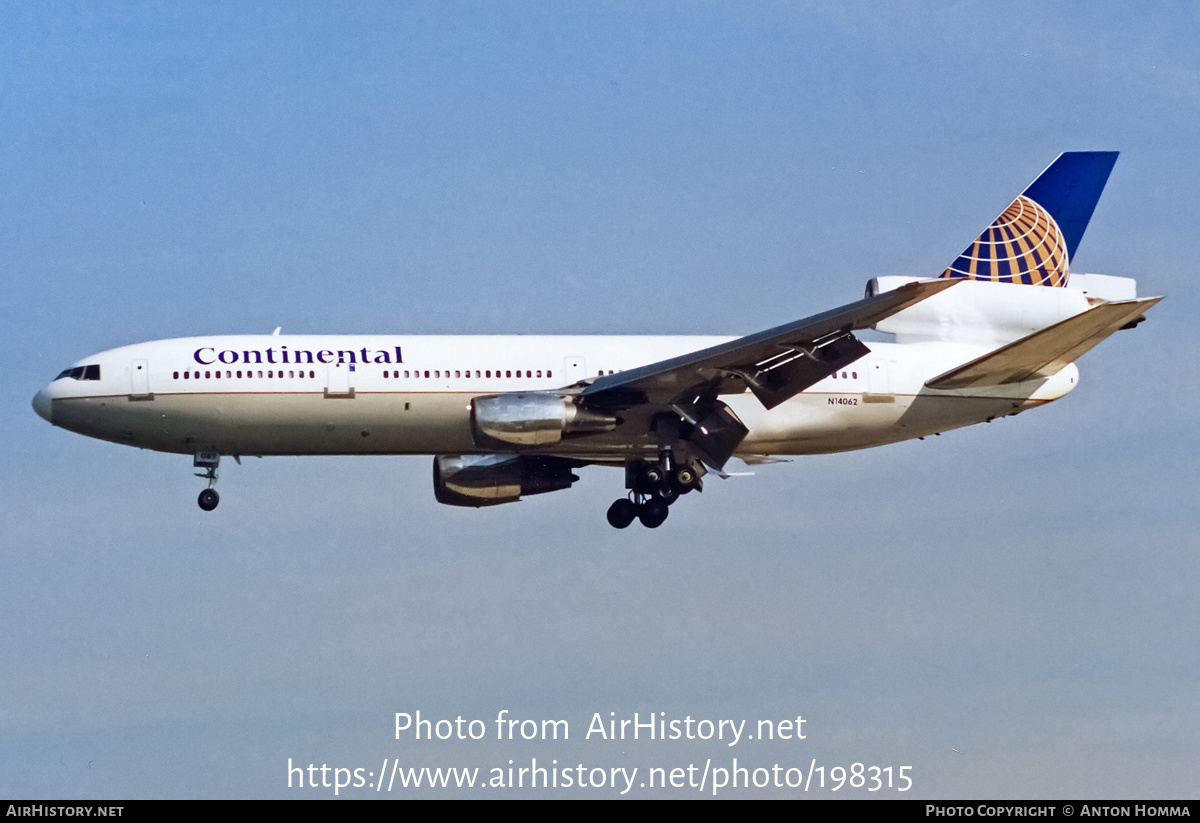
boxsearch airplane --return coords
[32,152,1159,529]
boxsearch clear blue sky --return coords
[3,1,1197,798]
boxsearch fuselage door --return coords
[325,361,354,398]
[563,356,586,384]
[863,358,894,403]
[867,359,890,394]
[131,359,151,398]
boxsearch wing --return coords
[580,279,955,408]
[568,279,957,468]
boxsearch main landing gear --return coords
[606,495,666,529]
[194,450,220,511]
[606,457,703,529]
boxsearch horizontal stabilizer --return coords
[925,297,1161,390]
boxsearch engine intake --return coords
[433,454,581,507]
[471,393,616,446]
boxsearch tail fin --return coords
[939,151,1119,287]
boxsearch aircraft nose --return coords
[32,387,53,423]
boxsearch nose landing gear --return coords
[198,487,219,511]
[194,450,220,511]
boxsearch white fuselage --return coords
[33,332,1077,462]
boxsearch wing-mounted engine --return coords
[433,454,584,507]
[471,393,617,447]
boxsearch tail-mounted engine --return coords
[433,454,583,507]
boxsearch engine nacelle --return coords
[864,276,1094,346]
[432,454,581,508]
[471,393,616,446]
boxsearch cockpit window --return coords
[55,364,101,381]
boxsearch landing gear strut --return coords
[194,450,220,511]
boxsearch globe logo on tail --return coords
[940,195,1069,287]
